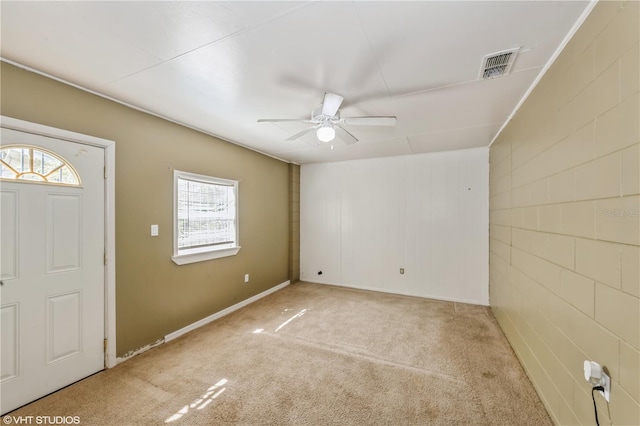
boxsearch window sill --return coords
[171,246,241,265]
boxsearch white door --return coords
[1,128,105,414]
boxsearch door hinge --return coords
[104,166,107,179]
[104,338,108,352]
[104,253,108,265]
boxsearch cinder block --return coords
[528,231,547,258]
[490,191,512,210]
[490,238,511,263]
[530,179,550,206]
[546,233,575,270]
[566,305,620,379]
[621,244,640,297]
[549,169,576,204]
[511,207,525,228]
[594,60,621,116]
[619,342,640,402]
[621,144,639,196]
[490,173,511,197]
[561,201,596,238]
[621,42,639,100]
[561,269,595,317]
[563,44,595,103]
[511,228,530,251]
[539,204,563,233]
[595,92,639,157]
[567,1,621,68]
[608,381,640,426]
[594,0,639,76]
[565,83,596,133]
[595,195,640,245]
[512,185,531,207]
[576,238,621,288]
[575,152,621,200]
[490,209,511,227]
[490,224,511,245]
[595,283,639,349]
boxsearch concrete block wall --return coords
[489,1,639,424]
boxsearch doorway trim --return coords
[1,115,117,368]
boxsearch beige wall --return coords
[1,62,291,357]
[489,1,639,425]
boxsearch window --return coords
[172,170,240,265]
[0,145,81,186]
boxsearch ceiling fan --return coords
[257,92,396,145]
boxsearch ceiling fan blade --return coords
[286,125,319,141]
[335,125,358,145]
[321,92,344,117]
[341,116,397,126]
[258,118,312,123]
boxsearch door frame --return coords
[1,115,117,368]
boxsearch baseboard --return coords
[115,280,290,365]
[305,279,489,306]
[116,338,164,365]
[165,280,290,343]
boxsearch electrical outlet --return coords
[601,372,610,402]
[584,360,611,402]
[400,268,404,274]
[151,224,159,236]
[244,274,249,283]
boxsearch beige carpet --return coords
[7,282,551,425]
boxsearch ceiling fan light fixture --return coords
[317,124,335,142]
[258,91,396,145]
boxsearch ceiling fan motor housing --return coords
[312,107,340,123]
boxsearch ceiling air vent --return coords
[479,48,519,80]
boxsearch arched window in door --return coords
[0,145,81,186]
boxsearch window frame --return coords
[171,169,240,265]
[0,144,82,186]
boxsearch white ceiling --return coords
[1,1,591,164]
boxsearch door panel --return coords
[0,128,105,414]
[46,193,82,273]
[0,190,19,280]
[46,291,82,363]
[0,304,18,382]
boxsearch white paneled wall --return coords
[301,147,489,305]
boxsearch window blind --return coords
[177,177,236,250]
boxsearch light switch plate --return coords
[151,224,159,236]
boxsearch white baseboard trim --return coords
[115,280,290,365]
[305,279,489,306]
[116,338,164,365]
[165,280,291,343]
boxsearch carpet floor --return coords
[6,282,551,425]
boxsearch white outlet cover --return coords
[601,372,611,402]
[151,224,159,236]
[244,274,249,283]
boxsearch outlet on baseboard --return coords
[244,274,250,283]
